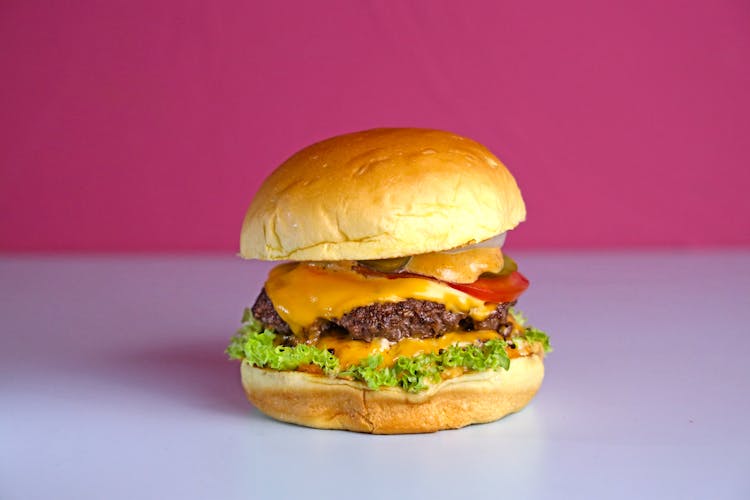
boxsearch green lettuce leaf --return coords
[510,307,551,352]
[225,309,339,375]
[339,355,399,390]
[517,327,552,353]
[227,307,551,392]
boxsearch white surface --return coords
[1,252,749,499]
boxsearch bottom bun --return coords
[240,354,545,434]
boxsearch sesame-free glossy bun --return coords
[240,128,526,261]
[240,354,544,434]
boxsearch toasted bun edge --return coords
[240,354,544,434]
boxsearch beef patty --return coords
[251,288,513,343]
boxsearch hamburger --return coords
[227,128,550,433]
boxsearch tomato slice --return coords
[355,264,530,303]
[447,271,529,303]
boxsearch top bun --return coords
[240,128,526,261]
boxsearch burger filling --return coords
[227,250,550,393]
[252,290,513,342]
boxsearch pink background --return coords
[1,1,749,252]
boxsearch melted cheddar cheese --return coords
[404,248,504,283]
[265,262,497,335]
[316,330,503,369]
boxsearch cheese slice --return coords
[264,262,497,335]
[404,248,504,283]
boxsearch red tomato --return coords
[447,271,530,303]
[355,264,530,303]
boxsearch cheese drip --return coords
[264,262,497,335]
[316,330,509,370]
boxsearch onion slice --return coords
[443,232,506,254]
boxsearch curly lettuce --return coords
[227,308,551,393]
[226,314,339,375]
[339,338,512,393]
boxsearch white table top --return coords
[2,252,749,499]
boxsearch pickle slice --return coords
[481,255,518,278]
[358,256,411,273]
